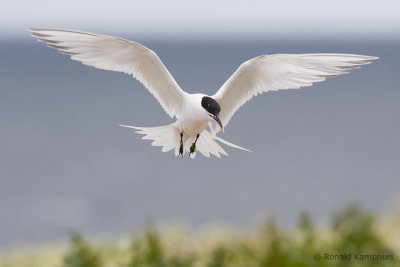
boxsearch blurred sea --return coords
[0,39,399,248]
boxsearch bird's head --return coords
[201,96,224,132]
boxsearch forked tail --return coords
[119,123,251,158]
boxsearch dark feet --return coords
[179,132,183,157]
[179,133,200,157]
[190,143,196,154]
[189,134,200,156]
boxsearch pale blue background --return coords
[0,0,399,248]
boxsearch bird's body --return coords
[29,28,378,158]
[178,93,209,137]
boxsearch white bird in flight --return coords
[29,28,378,158]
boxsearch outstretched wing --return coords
[210,53,378,134]
[29,28,187,117]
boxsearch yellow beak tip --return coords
[222,127,225,133]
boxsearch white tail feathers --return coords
[119,123,251,158]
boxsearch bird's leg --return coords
[179,132,184,157]
[190,134,200,155]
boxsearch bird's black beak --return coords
[212,114,224,133]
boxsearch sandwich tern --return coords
[29,28,378,158]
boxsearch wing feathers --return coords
[29,28,186,118]
[211,53,377,134]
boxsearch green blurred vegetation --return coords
[1,205,399,267]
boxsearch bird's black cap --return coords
[201,96,220,115]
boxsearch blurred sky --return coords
[1,0,400,40]
[1,0,400,248]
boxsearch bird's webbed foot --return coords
[189,143,196,154]
[179,132,184,157]
[179,145,184,157]
[189,134,200,156]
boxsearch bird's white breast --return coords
[177,93,210,136]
